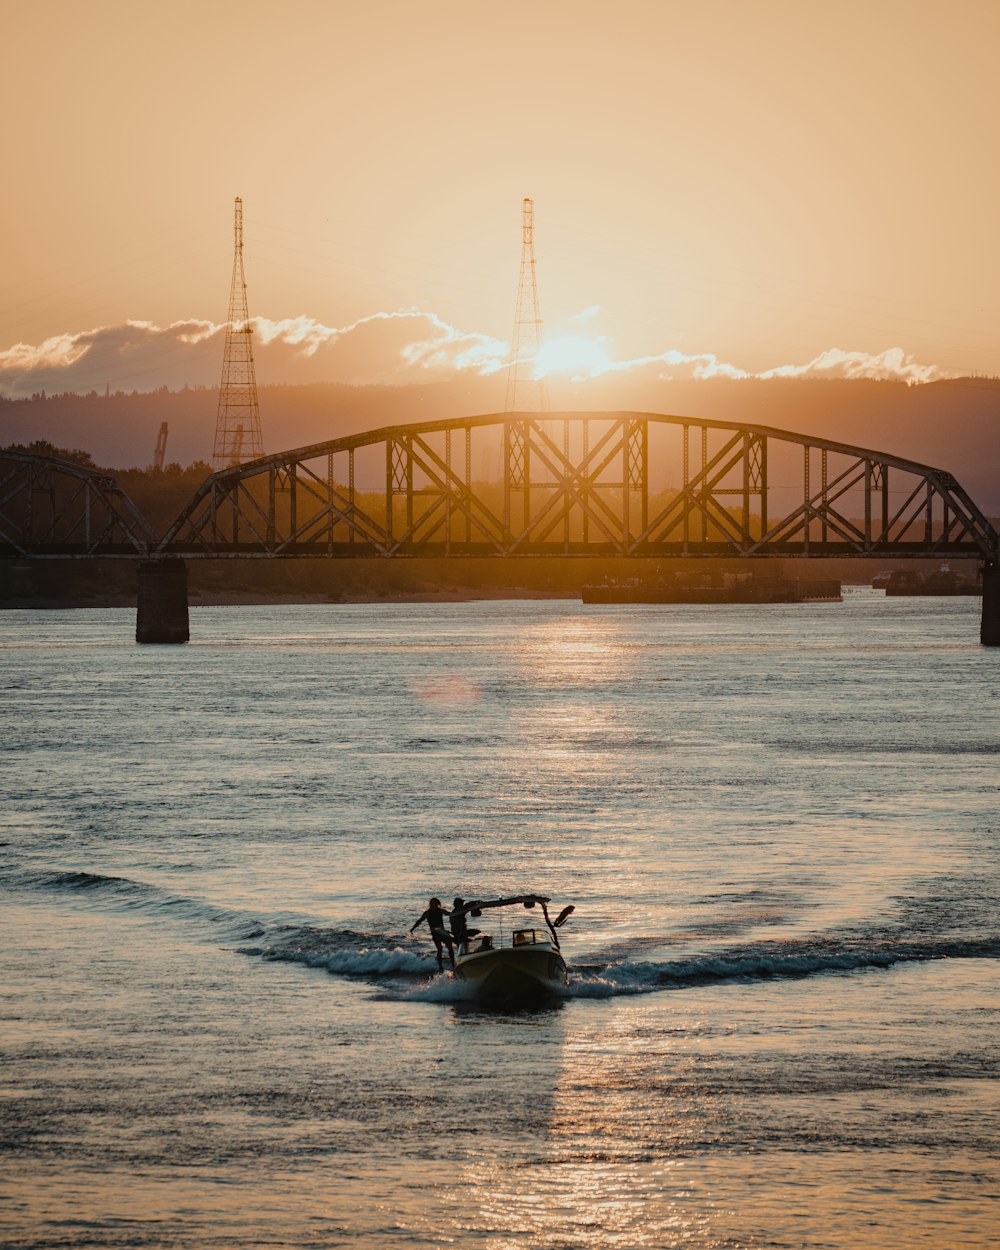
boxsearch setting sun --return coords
[534,334,611,379]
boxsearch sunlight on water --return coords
[2,596,998,1248]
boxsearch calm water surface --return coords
[2,595,998,1248]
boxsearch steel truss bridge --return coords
[3,413,997,563]
[0,449,156,558]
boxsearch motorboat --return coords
[452,894,574,997]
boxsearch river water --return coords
[2,594,998,1248]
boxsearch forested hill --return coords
[2,374,998,511]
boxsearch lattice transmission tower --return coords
[213,197,264,468]
[504,197,549,412]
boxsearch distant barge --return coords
[876,568,981,597]
[581,576,842,605]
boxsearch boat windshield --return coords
[463,929,550,955]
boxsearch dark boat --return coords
[452,894,574,997]
[882,568,981,596]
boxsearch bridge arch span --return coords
[159,411,998,563]
[0,450,156,558]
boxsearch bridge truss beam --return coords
[0,452,156,558]
[158,413,998,563]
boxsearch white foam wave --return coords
[16,867,996,1000]
[262,944,433,978]
[560,973,656,998]
[563,942,988,996]
[383,973,483,1003]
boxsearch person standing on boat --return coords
[410,897,454,971]
[448,898,481,951]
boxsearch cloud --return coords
[0,319,225,397]
[570,304,603,323]
[541,344,948,385]
[601,348,750,381]
[0,310,949,398]
[757,346,941,385]
[0,311,510,398]
[252,310,509,378]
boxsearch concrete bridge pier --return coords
[982,560,1000,647]
[136,558,189,644]
[980,562,995,650]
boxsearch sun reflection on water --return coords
[446,1006,723,1249]
[519,613,634,687]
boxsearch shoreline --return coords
[1,588,581,610]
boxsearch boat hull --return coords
[454,946,567,997]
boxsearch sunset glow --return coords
[3,5,1000,1250]
[534,335,612,379]
[2,2,999,392]
[0,315,949,400]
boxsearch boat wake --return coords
[8,865,1000,1001]
[246,929,1000,1002]
[560,935,1000,998]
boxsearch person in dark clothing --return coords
[410,896,454,970]
[448,897,481,950]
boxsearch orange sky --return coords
[3,0,999,393]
